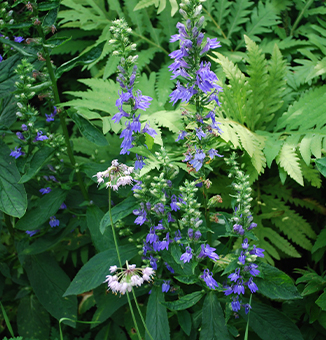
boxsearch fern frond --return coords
[226,0,254,40]
[237,2,280,49]
[261,194,316,250]
[300,160,322,188]
[212,0,232,30]
[136,47,160,72]
[244,35,269,130]
[155,63,175,106]
[158,2,178,41]
[146,110,183,134]
[262,227,301,258]
[134,0,158,11]
[143,10,162,45]
[124,0,146,35]
[260,133,284,168]
[276,142,304,186]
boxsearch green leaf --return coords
[38,1,61,11]
[19,147,55,183]
[0,55,23,99]
[149,110,183,134]
[43,7,59,27]
[63,244,138,296]
[161,291,204,311]
[0,37,34,57]
[86,206,114,252]
[316,291,326,311]
[15,188,67,231]
[240,300,304,340]
[316,157,326,178]
[174,275,199,285]
[56,41,105,78]
[255,263,302,300]
[134,0,158,11]
[145,286,170,340]
[17,295,50,339]
[177,310,191,336]
[0,95,17,128]
[0,140,27,218]
[200,292,231,340]
[23,253,77,327]
[312,228,326,253]
[100,196,138,234]
[69,111,108,146]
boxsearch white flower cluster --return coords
[104,262,155,295]
[94,159,134,191]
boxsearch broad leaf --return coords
[200,292,231,340]
[23,253,77,327]
[162,291,204,311]
[145,286,170,340]
[316,157,326,178]
[316,291,326,311]
[0,141,27,218]
[63,244,138,296]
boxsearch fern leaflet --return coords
[155,63,175,106]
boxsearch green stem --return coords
[244,294,253,340]
[108,189,142,340]
[290,0,314,36]
[37,27,89,201]
[132,288,154,340]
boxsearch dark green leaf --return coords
[169,243,193,275]
[255,263,302,300]
[100,196,138,234]
[0,37,34,57]
[38,1,60,11]
[161,291,204,311]
[42,7,59,27]
[145,286,170,340]
[200,292,231,340]
[312,228,326,253]
[63,244,138,296]
[15,188,67,231]
[0,54,21,100]
[69,111,108,147]
[302,281,325,296]
[316,291,326,311]
[177,310,191,336]
[316,158,326,178]
[240,300,304,340]
[87,206,114,252]
[17,295,50,339]
[23,253,77,327]
[0,140,27,218]
[174,275,199,285]
[56,42,105,78]
[0,95,17,128]
[19,147,55,183]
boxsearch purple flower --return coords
[112,107,129,124]
[10,147,24,159]
[143,242,152,256]
[242,238,249,250]
[208,149,223,159]
[135,154,146,170]
[16,132,25,140]
[26,229,40,237]
[14,36,24,43]
[60,203,67,209]
[224,286,234,296]
[233,224,244,235]
[195,127,206,140]
[167,212,175,223]
[162,280,170,293]
[39,187,51,195]
[45,113,55,122]
[34,131,48,142]
[180,246,193,263]
[194,230,201,240]
[176,130,187,142]
[248,222,257,230]
[133,90,152,111]
[174,230,182,242]
[133,208,147,225]
[0,54,3,62]
[49,216,60,228]
[201,269,218,290]
[246,263,260,276]
[159,233,170,251]
[198,244,219,261]
[244,303,252,314]
[170,195,180,211]
[132,180,142,191]
[238,251,246,265]
[142,122,157,138]
[169,81,197,105]
[200,38,221,55]
[247,277,258,293]
[250,246,265,258]
[153,203,165,215]
[165,262,174,273]
[146,227,158,244]
[149,255,158,270]
[21,124,28,131]
[116,89,133,108]
[189,148,206,171]
[233,280,245,295]
[228,268,241,282]
[231,297,241,312]
[188,228,193,239]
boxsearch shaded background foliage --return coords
[1,0,326,339]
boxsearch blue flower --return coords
[194,230,201,240]
[169,81,197,105]
[133,90,152,111]
[176,130,187,142]
[39,187,51,195]
[233,280,245,295]
[16,132,25,140]
[208,148,223,159]
[250,245,265,258]
[189,148,206,171]
[165,262,175,273]
[243,303,252,314]
[238,251,246,265]
[242,238,249,250]
[198,244,219,261]
[170,195,180,211]
[180,246,193,263]
[247,263,260,276]
[149,255,158,270]
[146,227,158,244]
[201,269,218,290]
[188,228,193,239]
[162,280,170,293]
[231,297,241,312]
[49,216,60,228]
[26,229,40,237]
[135,154,146,170]
[14,36,24,43]
[10,147,24,159]
[167,212,175,223]
[159,233,170,251]
[142,122,157,138]
[195,127,206,140]
[228,268,241,282]
[174,230,182,242]
[133,208,147,225]
[247,277,258,293]
[34,131,48,142]
[200,38,221,55]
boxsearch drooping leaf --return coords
[177,310,191,336]
[0,140,27,218]
[23,253,77,327]
[15,188,67,231]
[200,292,231,340]
[145,286,170,340]
[161,291,204,311]
[63,244,138,296]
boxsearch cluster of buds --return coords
[94,160,134,191]
[179,0,206,20]
[0,2,14,27]
[104,262,155,295]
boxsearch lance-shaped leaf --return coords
[161,291,204,311]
